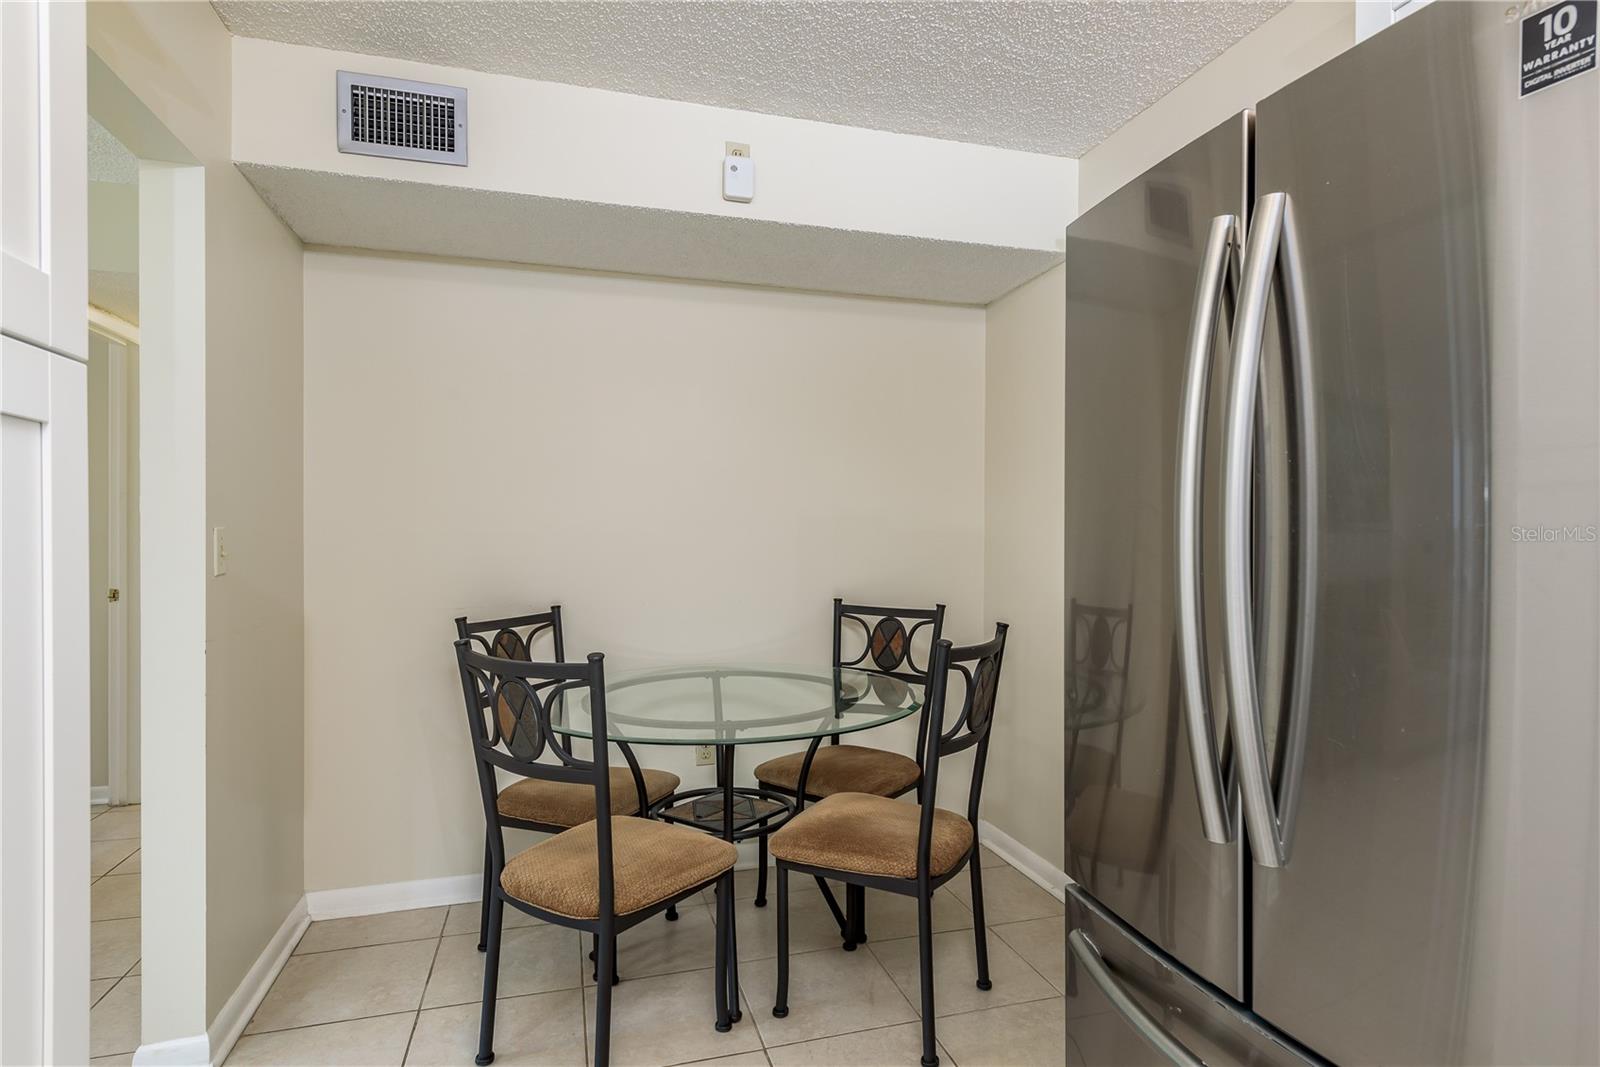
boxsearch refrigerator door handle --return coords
[1069,929,1208,1067]
[1221,191,1317,870]
[1176,212,1240,846]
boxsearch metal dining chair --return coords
[453,642,738,1067]
[456,607,684,960]
[768,623,1009,1067]
[752,599,944,941]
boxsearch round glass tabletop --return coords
[549,664,923,745]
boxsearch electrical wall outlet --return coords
[212,526,228,577]
[695,745,716,767]
[725,141,750,158]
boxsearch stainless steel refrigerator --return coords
[1062,4,1599,1064]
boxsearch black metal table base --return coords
[644,743,869,1023]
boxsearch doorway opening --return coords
[86,102,144,1063]
[88,114,143,813]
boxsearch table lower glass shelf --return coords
[657,791,790,835]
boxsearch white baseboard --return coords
[306,872,481,921]
[91,784,111,806]
[206,897,310,1065]
[130,1033,211,1066]
[978,819,1067,902]
[132,897,310,1067]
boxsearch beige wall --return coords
[302,250,986,891]
[88,0,305,1040]
[1077,1,1355,211]
[982,265,1067,869]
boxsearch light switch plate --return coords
[212,526,228,577]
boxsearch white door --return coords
[1,0,87,354]
[0,338,88,1066]
[2,1,89,1064]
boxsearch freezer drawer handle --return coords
[1175,212,1240,846]
[1068,929,1207,1067]
[1220,191,1319,871]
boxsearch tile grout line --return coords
[935,989,1061,1021]
[229,1009,420,1042]
[399,932,446,1065]
[988,916,1066,994]
[748,974,1057,1060]
[90,976,118,1010]
[872,918,1064,1018]
[93,974,138,1056]
[292,933,446,958]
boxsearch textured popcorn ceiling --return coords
[211,1,1286,156]
[89,117,138,185]
[90,270,140,325]
[89,119,140,323]
[237,162,1062,304]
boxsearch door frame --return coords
[88,311,138,806]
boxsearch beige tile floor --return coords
[229,847,1066,1066]
[89,802,142,1066]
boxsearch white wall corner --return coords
[132,896,309,1067]
[978,818,1067,902]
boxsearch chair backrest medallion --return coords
[833,598,946,756]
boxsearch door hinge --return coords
[107,588,120,603]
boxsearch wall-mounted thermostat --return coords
[723,141,754,203]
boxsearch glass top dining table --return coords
[547,664,924,746]
[545,664,924,846]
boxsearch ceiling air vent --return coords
[337,71,467,166]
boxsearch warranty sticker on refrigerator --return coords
[1521,0,1597,96]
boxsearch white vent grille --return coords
[337,71,467,166]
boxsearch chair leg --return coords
[594,923,615,1067]
[843,883,866,950]
[727,887,742,1023]
[715,873,733,1032]
[475,892,504,1065]
[969,856,992,991]
[917,889,939,1067]
[772,864,790,1018]
[755,835,769,907]
[590,933,620,985]
[477,834,492,952]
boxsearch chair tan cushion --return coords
[769,792,973,879]
[497,767,679,828]
[501,817,736,919]
[753,745,920,799]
